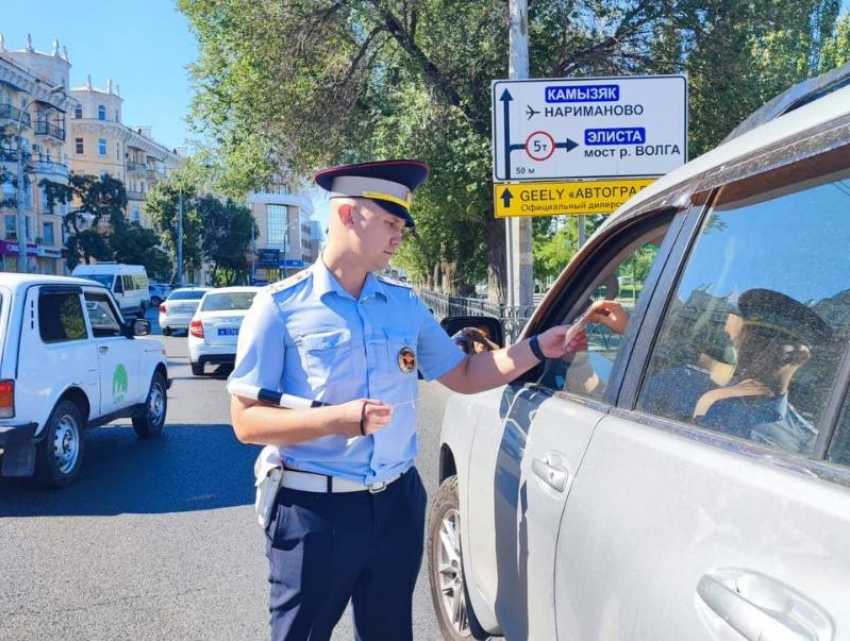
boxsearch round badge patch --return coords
[398,347,417,374]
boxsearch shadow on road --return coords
[0,422,259,517]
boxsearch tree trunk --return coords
[485,213,506,303]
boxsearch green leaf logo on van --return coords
[113,364,129,403]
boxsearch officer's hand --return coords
[536,325,587,359]
[337,399,393,437]
[586,300,629,335]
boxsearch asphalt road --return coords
[0,309,452,641]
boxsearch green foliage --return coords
[109,218,173,281]
[197,196,256,286]
[143,181,204,282]
[180,0,850,300]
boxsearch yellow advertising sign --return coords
[494,178,656,218]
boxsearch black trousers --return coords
[265,468,427,641]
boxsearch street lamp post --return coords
[15,84,65,273]
[176,186,183,286]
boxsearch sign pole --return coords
[507,0,533,309]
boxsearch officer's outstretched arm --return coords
[231,396,392,446]
[438,323,582,394]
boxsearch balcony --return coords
[126,190,146,201]
[33,156,69,178]
[126,160,147,173]
[34,120,66,142]
[0,104,31,128]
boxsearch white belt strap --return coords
[281,469,404,493]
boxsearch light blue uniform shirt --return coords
[228,259,466,483]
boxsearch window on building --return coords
[98,138,107,156]
[131,208,140,223]
[74,104,82,119]
[115,109,119,122]
[25,216,31,240]
[75,137,84,154]
[268,204,288,245]
[39,291,87,343]
[116,142,120,160]
[5,216,16,239]
[98,104,106,121]
[42,222,54,245]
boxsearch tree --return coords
[110,217,173,282]
[42,174,126,270]
[180,0,849,299]
[197,195,256,286]
[144,181,204,283]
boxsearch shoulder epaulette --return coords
[267,269,311,293]
[376,273,412,289]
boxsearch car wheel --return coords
[162,327,172,336]
[34,399,85,489]
[191,362,204,376]
[132,372,168,438]
[428,475,488,640]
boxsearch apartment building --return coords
[247,187,321,283]
[69,77,180,228]
[0,35,71,274]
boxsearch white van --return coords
[72,264,150,317]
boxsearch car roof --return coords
[0,273,110,293]
[603,81,850,231]
[201,286,261,295]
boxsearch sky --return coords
[2,0,197,152]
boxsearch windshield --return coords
[168,289,208,301]
[201,292,257,312]
[80,274,114,288]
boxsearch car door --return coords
[83,289,142,415]
[555,147,850,639]
[465,209,683,640]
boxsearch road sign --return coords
[494,179,656,218]
[280,258,306,268]
[256,248,280,269]
[492,75,687,182]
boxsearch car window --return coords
[168,289,208,301]
[200,292,257,312]
[122,275,133,292]
[829,395,850,468]
[39,291,87,343]
[535,220,672,399]
[84,292,123,338]
[113,277,123,294]
[636,161,850,457]
[80,274,114,288]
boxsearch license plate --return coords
[217,327,239,336]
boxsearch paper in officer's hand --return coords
[563,306,592,349]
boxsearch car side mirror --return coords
[440,316,505,353]
[131,319,151,337]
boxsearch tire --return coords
[34,399,85,489]
[132,372,168,438]
[162,326,172,337]
[428,476,489,640]
[191,362,204,376]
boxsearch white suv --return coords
[0,275,169,488]
[430,71,850,639]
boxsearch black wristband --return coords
[359,402,367,436]
[528,334,546,361]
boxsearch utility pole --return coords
[506,0,533,308]
[176,187,183,286]
[251,217,256,284]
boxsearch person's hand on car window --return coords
[586,300,630,335]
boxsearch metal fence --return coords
[417,289,537,344]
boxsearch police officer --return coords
[693,288,832,454]
[228,159,581,641]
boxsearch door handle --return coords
[697,570,834,641]
[99,346,109,354]
[531,452,569,492]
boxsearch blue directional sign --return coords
[491,75,687,182]
[280,258,306,268]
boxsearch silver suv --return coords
[430,69,850,639]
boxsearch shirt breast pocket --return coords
[296,329,353,384]
[383,328,418,377]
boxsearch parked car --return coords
[158,287,212,336]
[72,263,150,318]
[188,287,260,376]
[429,70,850,639]
[148,283,172,307]
[0,274,169,488]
